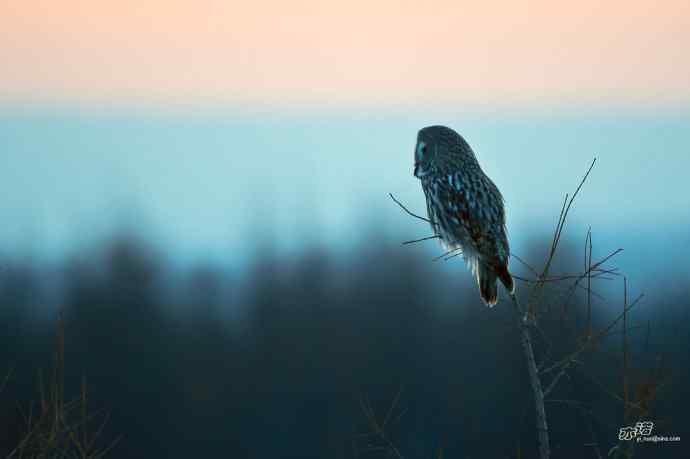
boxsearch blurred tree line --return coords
[0,231,687,458]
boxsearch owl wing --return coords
[421,184,440,235]
[435,171,507,260]
[431,171,514,297]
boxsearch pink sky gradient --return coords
[2,0,689,110]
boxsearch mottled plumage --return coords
[413,125,514,306]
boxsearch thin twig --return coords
[433,247,462,262]
[560,248,624,316]
[383,385,404,429]
[358,393,405,459]
[402,234,441,245]
[543,358,577,398]
[389,193,434,226]
[540,293,644,376]
[511,253,540,278]
[526,159,597,318]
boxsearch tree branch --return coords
[510,293,550,459]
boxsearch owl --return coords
[413,125,514,306]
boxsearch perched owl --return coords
[413,125,514,306]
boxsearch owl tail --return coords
[477,262,515,307]
[477,263,499,307]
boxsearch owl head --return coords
[414,125,478,178]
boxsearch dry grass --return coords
[3,311,120,459]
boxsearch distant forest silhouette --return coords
[1,230,688,458]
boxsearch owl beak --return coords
[413,162,425,178]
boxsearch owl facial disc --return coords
[414,141,430,177]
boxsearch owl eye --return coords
[418,142,428,158]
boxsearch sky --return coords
[1,0,689,110]
[1,1,689,293]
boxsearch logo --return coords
[618,421,654,441]
[618,421,680,444]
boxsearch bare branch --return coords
[510,293,550,459]
[382,384,404,430]
[402,234,440,245]
[527,159,597,318]
[543,360,577,398]
[433,247,462,262]
[511,253,540,278]
[389,193,434,226]
[540,293,645,376]
[358,392,405,459]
